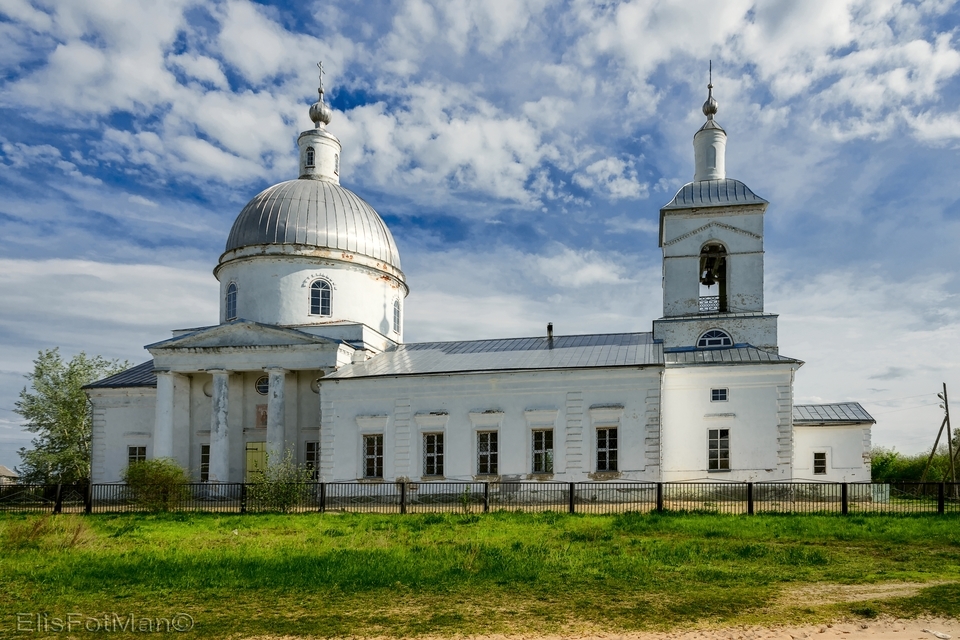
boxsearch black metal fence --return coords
[1,481,958,515]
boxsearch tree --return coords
[15,348,129,484]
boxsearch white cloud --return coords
[573,157,647,200]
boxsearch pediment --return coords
[663,221,761,247]
[146,320,335,351]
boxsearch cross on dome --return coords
[309,60,333,128]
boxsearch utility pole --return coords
[921,383,956,484]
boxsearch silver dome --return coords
[225,179,402,270]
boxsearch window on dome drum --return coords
[200,444,210,482]
[596,428,618,472]
[305,441,320,480]
[255,376,269,395]
[310,279,332,316]
[305,147,315,167]
[711,388,728,402]
[698,329,732,348]
[532,429,554,474]
[708,428,730,471]
[128,446,146,466]
[423,433,444,477]
[225,282,238,321]
[363,434,383,479]
[477,431,498,475]
[813,452,827,475]
[393,299,401,334]
[334,153,339,176]
[699,243,727,313]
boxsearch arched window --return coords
[305,147,315,167]
[697,329,733,349]
[334,153,340,176]
[225,282,238,321]
[393,299,401,334]
[310,279,332,316]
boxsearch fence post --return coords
[240,483,247,514]
[938,483,945,514]
[319,483,326,513]
[84,483,92,515]
[53,484,63,515]
[568,482,576,514]
[656,482,664,513]
[747,482,754,515]
[483,482,489,513]
[841,482,848,515]
[400,482,407,514]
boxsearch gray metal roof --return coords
[225,179,402,270]
[327,333,663,379]
[83,360,157,389]
[662,179,768,210]
[793,403,875,424]
[665,347,800,365]
[0,465,17,478]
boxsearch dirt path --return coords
[244,618,959,640]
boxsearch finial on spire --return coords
[309,60,333,128]
[702,60,718,120]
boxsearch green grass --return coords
[1,511,959,638]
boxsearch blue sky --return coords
[2,0,960,471]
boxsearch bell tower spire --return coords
[693,61,726,182]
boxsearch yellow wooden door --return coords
[245,442,266,482]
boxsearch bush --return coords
[247,450,316,513]
[122,458,189,511]
[871,446,957,482]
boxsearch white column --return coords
[265,367,286,461]
[154,371,175,459]
[208,369,231,483]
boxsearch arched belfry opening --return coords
[699,243,727,313]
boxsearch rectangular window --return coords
[813,452,827,475]
[305,441,320,480]
[532,429,554,474]
[363,434,384,479]
[199,444,210,482]
[477,431,498,475]
[711,388,728,402]
[597,428,618,472]
[708,428,730,471]
[128,446,146,465]
[423,433,444,477]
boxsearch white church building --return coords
[85,75,875,486]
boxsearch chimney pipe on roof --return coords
[547,323,553,340]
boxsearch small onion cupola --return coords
[693,62,726,182]
[298,61,341,183]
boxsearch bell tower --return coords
[652,75,779,353]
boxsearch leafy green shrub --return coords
[122,458,189,511]
[871,446,957,482]
[247,450,316,513]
